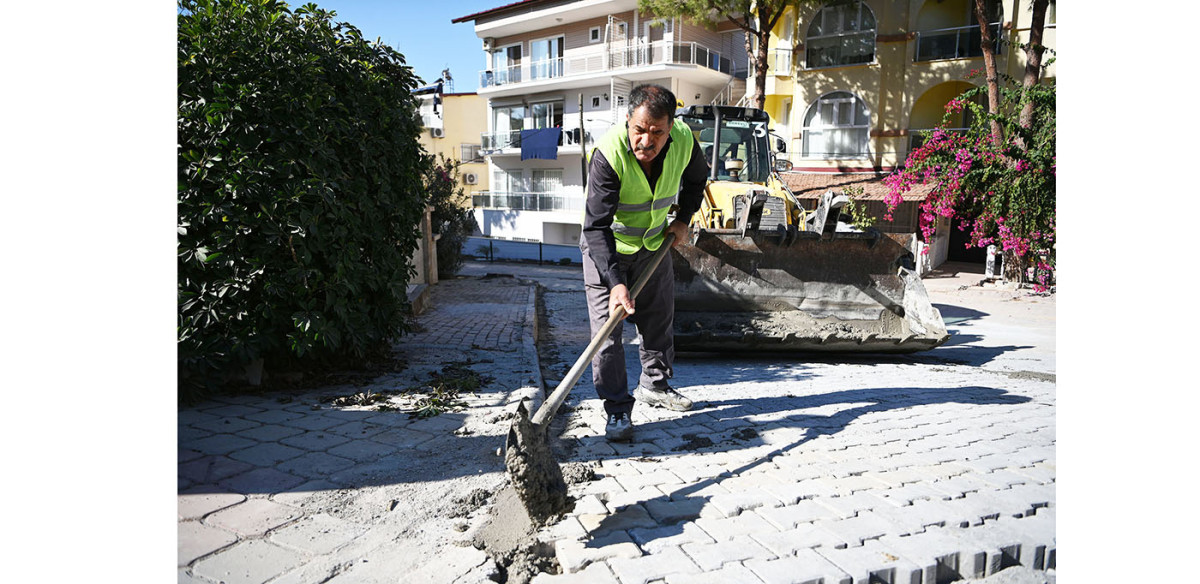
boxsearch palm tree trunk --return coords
[1018,0,1049,131]
[973,0,1003,141]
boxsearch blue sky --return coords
[311,0,507,93]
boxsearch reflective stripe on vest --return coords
[591,118,694,255]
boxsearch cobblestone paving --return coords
[528,263,1056,584]
[178,275,541,584]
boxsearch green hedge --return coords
[178,0,428,395]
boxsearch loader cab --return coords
[679,105,773,184]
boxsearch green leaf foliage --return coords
[178,0,430,396]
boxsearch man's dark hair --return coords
[628,84,677,121]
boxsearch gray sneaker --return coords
[605,412,633,442]
[634,385,694,412]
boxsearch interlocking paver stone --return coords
[643,495,705,524]
[664,563,765,584]
[189,433,259,456]
[681,535,774,572]
[178,521,237,566]
[206,497,303,536]
[178,455,255,485]
[278,451,357,478]
[628,522,716,554]
[178,491,246,520]
[269,512,369,555]
[817,539,925,584]
[694,511,779,542]
[235,423,306,442]
[608,545,701,584]
[555,531,643,574]
[219,467,307,494]
[228,442,306,466]
[192,539,306,584]
[756,499,838,530]
[279,429,353,451]
[744,548,852,584]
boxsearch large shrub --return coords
[178,0,428,394]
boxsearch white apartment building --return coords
[452,0,748,245]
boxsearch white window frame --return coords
[531,169,563,193]
[800,91,872,159]
[530,35,564,80]
[589,26,602,43]
[528,100,564,130]
[489,42,524,86]
[804,0,877,70]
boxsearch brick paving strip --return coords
[178,275,544,583]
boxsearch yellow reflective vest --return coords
[590,118,694,255]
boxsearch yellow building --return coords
[415,86,491,201]
[753,0,1056,266]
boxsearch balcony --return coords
[480,121,615,155]
[914,23,1002,62]
[472,191,584,212]
[479,40,733,90]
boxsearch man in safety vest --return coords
[580,84,710,442]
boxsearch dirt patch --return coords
[560,461,597,485]
[1000,370,1056,383]
[673,433,715,452]
[449,488,493,518]
[472,486,560,584]
[732,428,759,441]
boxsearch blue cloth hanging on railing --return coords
[520,128,561,160]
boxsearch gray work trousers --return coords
[581,242,676,417]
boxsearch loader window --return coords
[685,117,771,183]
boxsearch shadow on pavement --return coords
[580,385,1030,547]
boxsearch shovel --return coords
[504,233,677,523]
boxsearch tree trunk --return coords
[973,0,1003,142]
[752,25,768,110]
[1018,0,1049,131]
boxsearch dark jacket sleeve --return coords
[674,139,710,225]
[581,149,624,289]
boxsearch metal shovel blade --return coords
[504,400,573,523]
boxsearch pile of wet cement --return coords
[474,462,597,583]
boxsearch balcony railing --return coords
[480,121,614,153]
[914,23,1002,62]
[479,40,732,89]
[472,191,584,212]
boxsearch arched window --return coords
[805,0,876,69]
[801,91,870,158]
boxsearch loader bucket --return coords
[672,229,950,353]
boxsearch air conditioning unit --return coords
[483,37,495,51]
[463,172,478,185]
[431,127,445,138]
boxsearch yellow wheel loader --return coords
[671,105,949,353]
